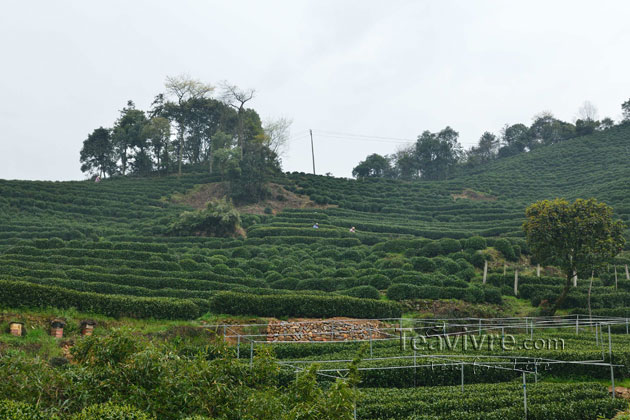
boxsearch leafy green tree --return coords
[168,198,242,237]
[413,127,462,180]
[229,136,281,204]
[142,116,171,174]
[180,97,237,172]
[622,98,630,122]
[466,131,498,165]
[523,198,626,314]
[529,112,575,147]
[498,123,529,157]
[352,153,392,178]
[213,146,241,181]
[392,147,418,180]
[80,127,114,178]
[164,75,214,176]
[575,118,599,136]
[111,101,148,175]
[599,117,615,130]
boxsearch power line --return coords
[313,129,416,143]
[314,133,412,145]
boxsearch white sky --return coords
[1,0,629,181]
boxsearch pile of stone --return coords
[266,318,383,342]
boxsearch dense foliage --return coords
[168,198,242,237]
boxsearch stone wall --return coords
[266,318,384,342]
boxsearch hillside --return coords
[0,125,630,322]
[2,124,630,420]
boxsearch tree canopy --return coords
[522,198,626,315]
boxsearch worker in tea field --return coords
[349,226,356,233]
[313,222,319,229]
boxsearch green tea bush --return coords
[209,291,402,318]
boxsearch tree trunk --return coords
[237,107,244,159]
[208,143,213,174]
[483,260,488,284]
[177,127,184,176]
[588,270,594,323]
[549,272,573,315]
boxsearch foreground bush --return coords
[0,331,358,420]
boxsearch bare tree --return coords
[164,74,214,175]
[220,81,255,158]
[577,100,598,122]
[263,117,292,156]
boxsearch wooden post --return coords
[482,260,488,284]
[503,263,507,276]
[615,266,618,290]
[625,264,629,281]
[536,264,541,277]
[514,269,519,296]
[523,372,528,420]
[572,270,577,287]
[609,325,615,399]
[588,271,594,323]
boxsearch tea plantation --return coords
[2,123,630,419]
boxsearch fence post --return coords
[525,317,528,335]
[514,270,519,296]
[237,334,240,359]
[609,324,615,399]
[461,363,464,392]
[523,372,528,420]
[596,323,599,346]
[626,318,628,335]
[576,314,579,335]
[414,350,417,387]
[478,318,482,336]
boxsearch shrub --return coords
[168,199,242,237]
[438,238,461,254]
[463,235,487,250]
[71,402,154,419]
[338,285,380,300]
[209,291,402,318]
[411,257,436,272]
[0,399,53,420]
[494,238,516,261]
[0,279,200,320]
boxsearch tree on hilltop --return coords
[164,75,214,176]
[352,153,392,178]
[80,127,115,178]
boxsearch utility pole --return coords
[309,129,316,175]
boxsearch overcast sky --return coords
[1,1,629,181]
